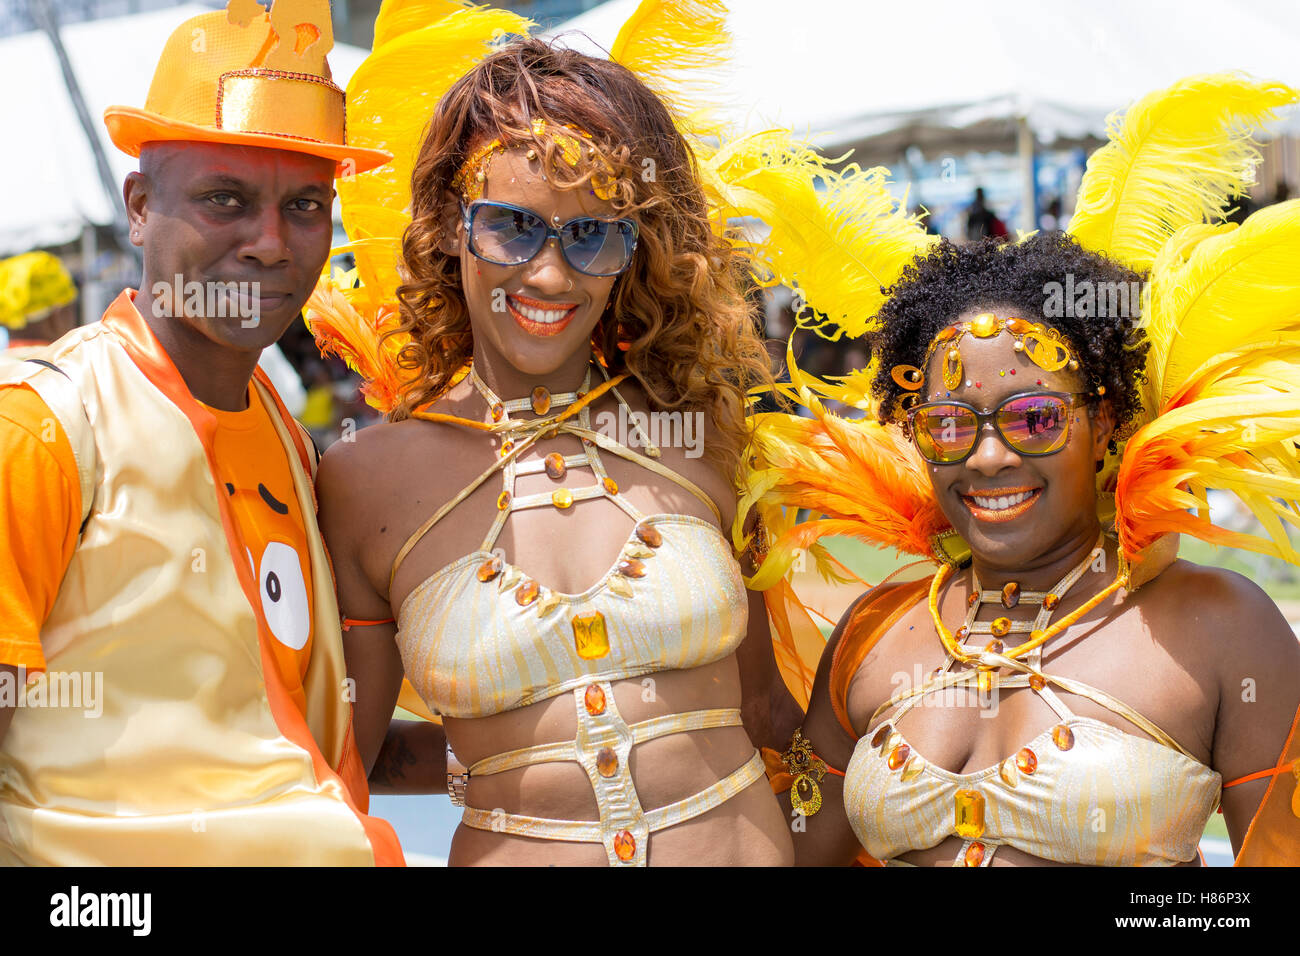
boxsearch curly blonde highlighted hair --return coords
[389,37,773,482]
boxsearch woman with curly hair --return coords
[747,75,1300,866]
[312,6,806,865]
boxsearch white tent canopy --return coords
[0,4,371,256]
[554,0,1300,162]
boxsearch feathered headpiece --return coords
[304,0,937,413]
[740,74,1300,702]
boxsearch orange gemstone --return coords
[1051,724,1075,751]
[515,578,539,606]
[500,439,515,457]
[935,326,958,343]
[970,313,999,337]
[887,743,910,770]
[572,611,610,659]
[634,522,662,548]
[1043,592,1060,611]
[476,555,503,582]
[596,746,618,777]
[871,724,892,749]
[1006,318,1034,335]
[954,789,986,839]
[496,490,511,511]
[1028,674,1046,691]
[990,617,1011,638]
[603,477,619,495]
[617,557,646,578]
[584,683,606,716]
[999,757,1019,787]
[544,452,566,479]
[986,639,1004,654]
[963,842,986,867]
[531,386,551,415]
[968,592,979,608]
[1001,582,1020,608]
[1016,747,1038,774]
[490,403,504,422]
[955,625,970,642]
[613,830,636,861]
[552,488,574,509]
[977,669,996,696]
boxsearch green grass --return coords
[818,533,1300,606]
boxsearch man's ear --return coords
[1089,397,1116,461]
[123,172,148,248]
[437,191,463,257]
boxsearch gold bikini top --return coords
[842,622,1222,867]
[389,365,750,720]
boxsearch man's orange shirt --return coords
[0,379,316,717]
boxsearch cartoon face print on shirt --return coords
[234,478,312,652]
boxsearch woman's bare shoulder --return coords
[1134,557,1298,671]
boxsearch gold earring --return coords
[943,348,963,391]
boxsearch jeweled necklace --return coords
[929,532,1126,669]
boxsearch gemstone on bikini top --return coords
[954,789,986,840]
[613,830,636,861]
[900,755,925,782]
[572,611,610,659]
[544,452,566,479]
[634,522,662,548]
[888,744,910,771]
[515,578,540,606]
[1016,747,1038,774]
[596,747,618,777]
[477,555,503,582]
[617,558,646,578]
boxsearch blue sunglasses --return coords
[461,200,639,277]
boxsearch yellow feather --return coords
[1115,199,1300,563]
[609,0,730,138]
[371,0,478,51]
[1146,199,1300,406]
[341,6,534,293]
[1068,73,1298,272]
[701,133,936,340]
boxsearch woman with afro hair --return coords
[746,74,1300,866]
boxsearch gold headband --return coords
[451,118,618,201]
[891,313,1086,412]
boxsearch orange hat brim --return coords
[104,106,392,177]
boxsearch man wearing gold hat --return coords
[0,0,403,865]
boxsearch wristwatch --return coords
[447,741,469,807]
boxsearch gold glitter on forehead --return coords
[452,119,619,202]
